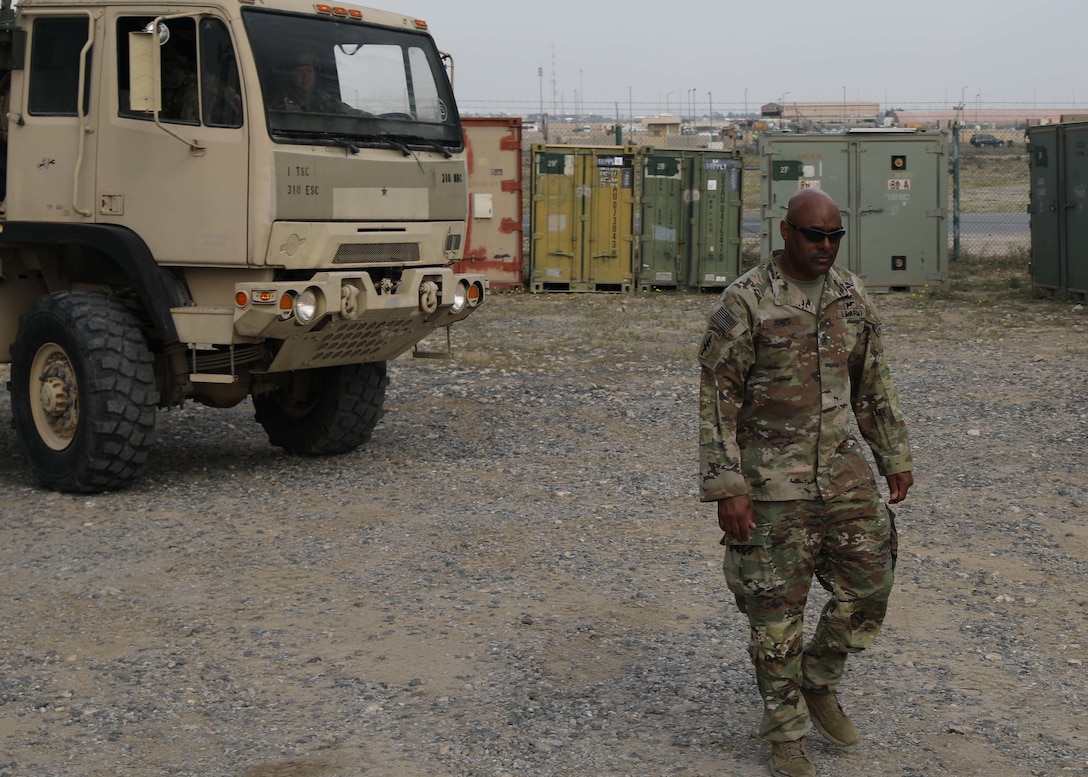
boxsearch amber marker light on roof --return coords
[314,3,332,13]
[413,19,427,29]
[331,6,348,16]
[348,9,362,19]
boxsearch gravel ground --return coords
[1,277,1086,777]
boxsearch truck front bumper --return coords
[231,267,485,371]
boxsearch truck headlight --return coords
[450,281,468,313]
[295,287,321,324]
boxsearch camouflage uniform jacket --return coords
[698,259,912,503]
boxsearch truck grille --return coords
[333,242,420,265]
[310,319,416,363]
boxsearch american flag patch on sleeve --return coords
[712,306,738,333]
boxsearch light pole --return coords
[538,66,546,140]
[955,85,967,125]
[579,69,584,120]
[780,91,790,125]
[842,85,846,125]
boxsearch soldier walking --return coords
[698,189,914,777]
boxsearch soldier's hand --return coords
[886,471,914,504]
[717,495,756,544]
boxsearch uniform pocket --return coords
[886,503,899,569]
[722,518,774,613]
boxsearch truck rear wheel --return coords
[9,292,158,493]
[253,361,388,455]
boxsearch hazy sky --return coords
[403,0,1083,117]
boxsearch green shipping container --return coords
[1028,121,1088,300]
[530,144,638,292]
[636,149,743,291]
[687,150,743,291]
[638,153,686,290]
[760,131,948,290]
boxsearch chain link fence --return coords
[947,125,1031,260]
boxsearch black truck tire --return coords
[253,361,388,455]
[9,291,158,493]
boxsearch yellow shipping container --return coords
[529,144,638,292]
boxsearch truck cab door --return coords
[5,13,99,223]
[96,13,248,266]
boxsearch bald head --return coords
[785,189,840,224]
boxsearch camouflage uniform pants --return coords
[722,484,897,742]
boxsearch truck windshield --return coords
[242,9,462,151]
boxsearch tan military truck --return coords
[0,0,485,492]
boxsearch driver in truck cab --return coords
[269,51,363,114]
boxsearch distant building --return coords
[884,108,1077,130]
[642,114,682,138]
[761,101,881,128]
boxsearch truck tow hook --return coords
[419,281,439,313]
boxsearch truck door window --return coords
[28,17,92,116]
[116,17,197,122]
[116,16,241,128]
[199,18,243,128]
[158,19,199,122]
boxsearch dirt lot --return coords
[1,258,1086,776]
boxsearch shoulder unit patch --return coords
[698,330,720,367]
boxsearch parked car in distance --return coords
[970,133,1004,147]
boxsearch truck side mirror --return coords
[127,27,162,112]
[0,17,27,72]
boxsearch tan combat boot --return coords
[769,739,815,777]
[802,687,860,747]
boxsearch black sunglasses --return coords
[784,217,846,244]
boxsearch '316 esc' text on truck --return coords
[0,0,486,492]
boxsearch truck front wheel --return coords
[253,362,388,455]
[9,292,158,493]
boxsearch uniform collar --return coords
[767,257,853,313]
